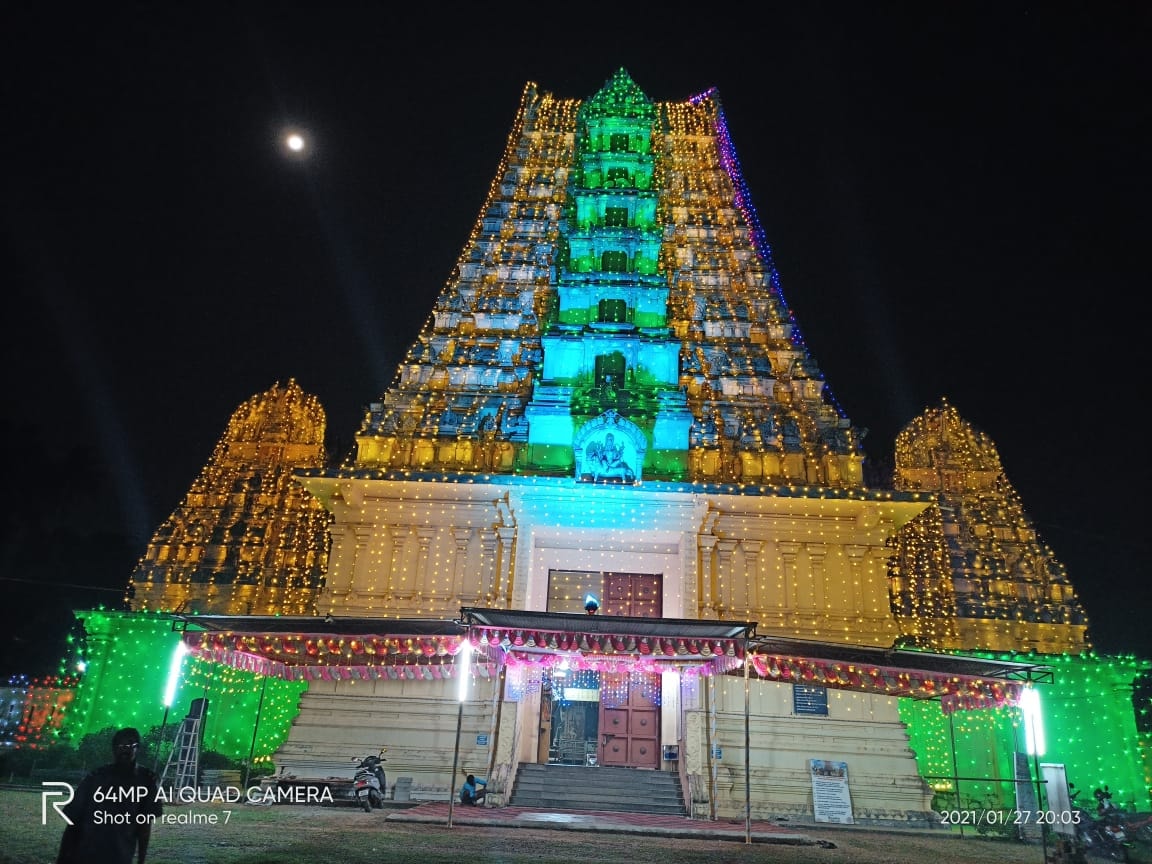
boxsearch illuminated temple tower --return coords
[128,379,331,616]
[343,69,862,495]
[87,71,1132,822]
[307,70,893,630]
[284,70,958,820]
[888,400,1089,653]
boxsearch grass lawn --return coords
[2,786,1142,864]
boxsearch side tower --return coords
[888,399,1090,653]
[129,379,331,616]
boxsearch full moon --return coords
[285,133,306,153]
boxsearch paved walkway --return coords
[384,801,827,844]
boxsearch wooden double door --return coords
[599,679,660,769]
[598,572,661,769]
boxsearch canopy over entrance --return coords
[174,610,1046,714]
[747,635,1049,714]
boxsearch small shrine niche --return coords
[573,410,647,483]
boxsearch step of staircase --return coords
[508,763,686,816]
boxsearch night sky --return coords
[4,5,1150,676]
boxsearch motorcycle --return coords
[1070,784,1131,862]
[352,749,387,812]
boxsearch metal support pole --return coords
[744,642,751,844]
[243,673,268,790]
[485,656,506,790]
[1028,705,1048,863]
[447,700,464,827]
[948,710,963,838]
[153,706,171,775]
[704,674,716,821]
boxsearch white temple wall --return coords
[681,676,934,822]
[272,673,508,801]
[315,480,926,641]
[290,476,936,820]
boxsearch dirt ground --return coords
[2,787,1142,864]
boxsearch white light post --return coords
[447,639,472,827]
[154,641,187,772]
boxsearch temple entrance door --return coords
[599,675,660,769]
[598,571,662,768]
[544,569,663,769]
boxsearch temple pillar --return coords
[452,527,472,604]
[715,539,737,618]
[479,532,499,607]
[806,543,827,610]
[495,527,517,608]
[777,541,801,610]
[742,539,762,615]
[698,535,718,619]
[387,526,410,601]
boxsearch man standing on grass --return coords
[56,727,163,864]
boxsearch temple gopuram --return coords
[50,71,1148,822]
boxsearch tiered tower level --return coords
[128,380,332,615]
[350,70,861,488]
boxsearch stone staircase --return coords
[508,764,686,816]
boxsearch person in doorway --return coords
[56,727,163,864]
[459,772,488,806]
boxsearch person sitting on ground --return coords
[459,772,488,806]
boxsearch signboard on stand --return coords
[809,759,854,824]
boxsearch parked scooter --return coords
[352,749,387,812]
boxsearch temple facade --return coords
[270,71,1090,821]
[88,71,1111,822]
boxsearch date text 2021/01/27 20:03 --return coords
[939,809,1083,828]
